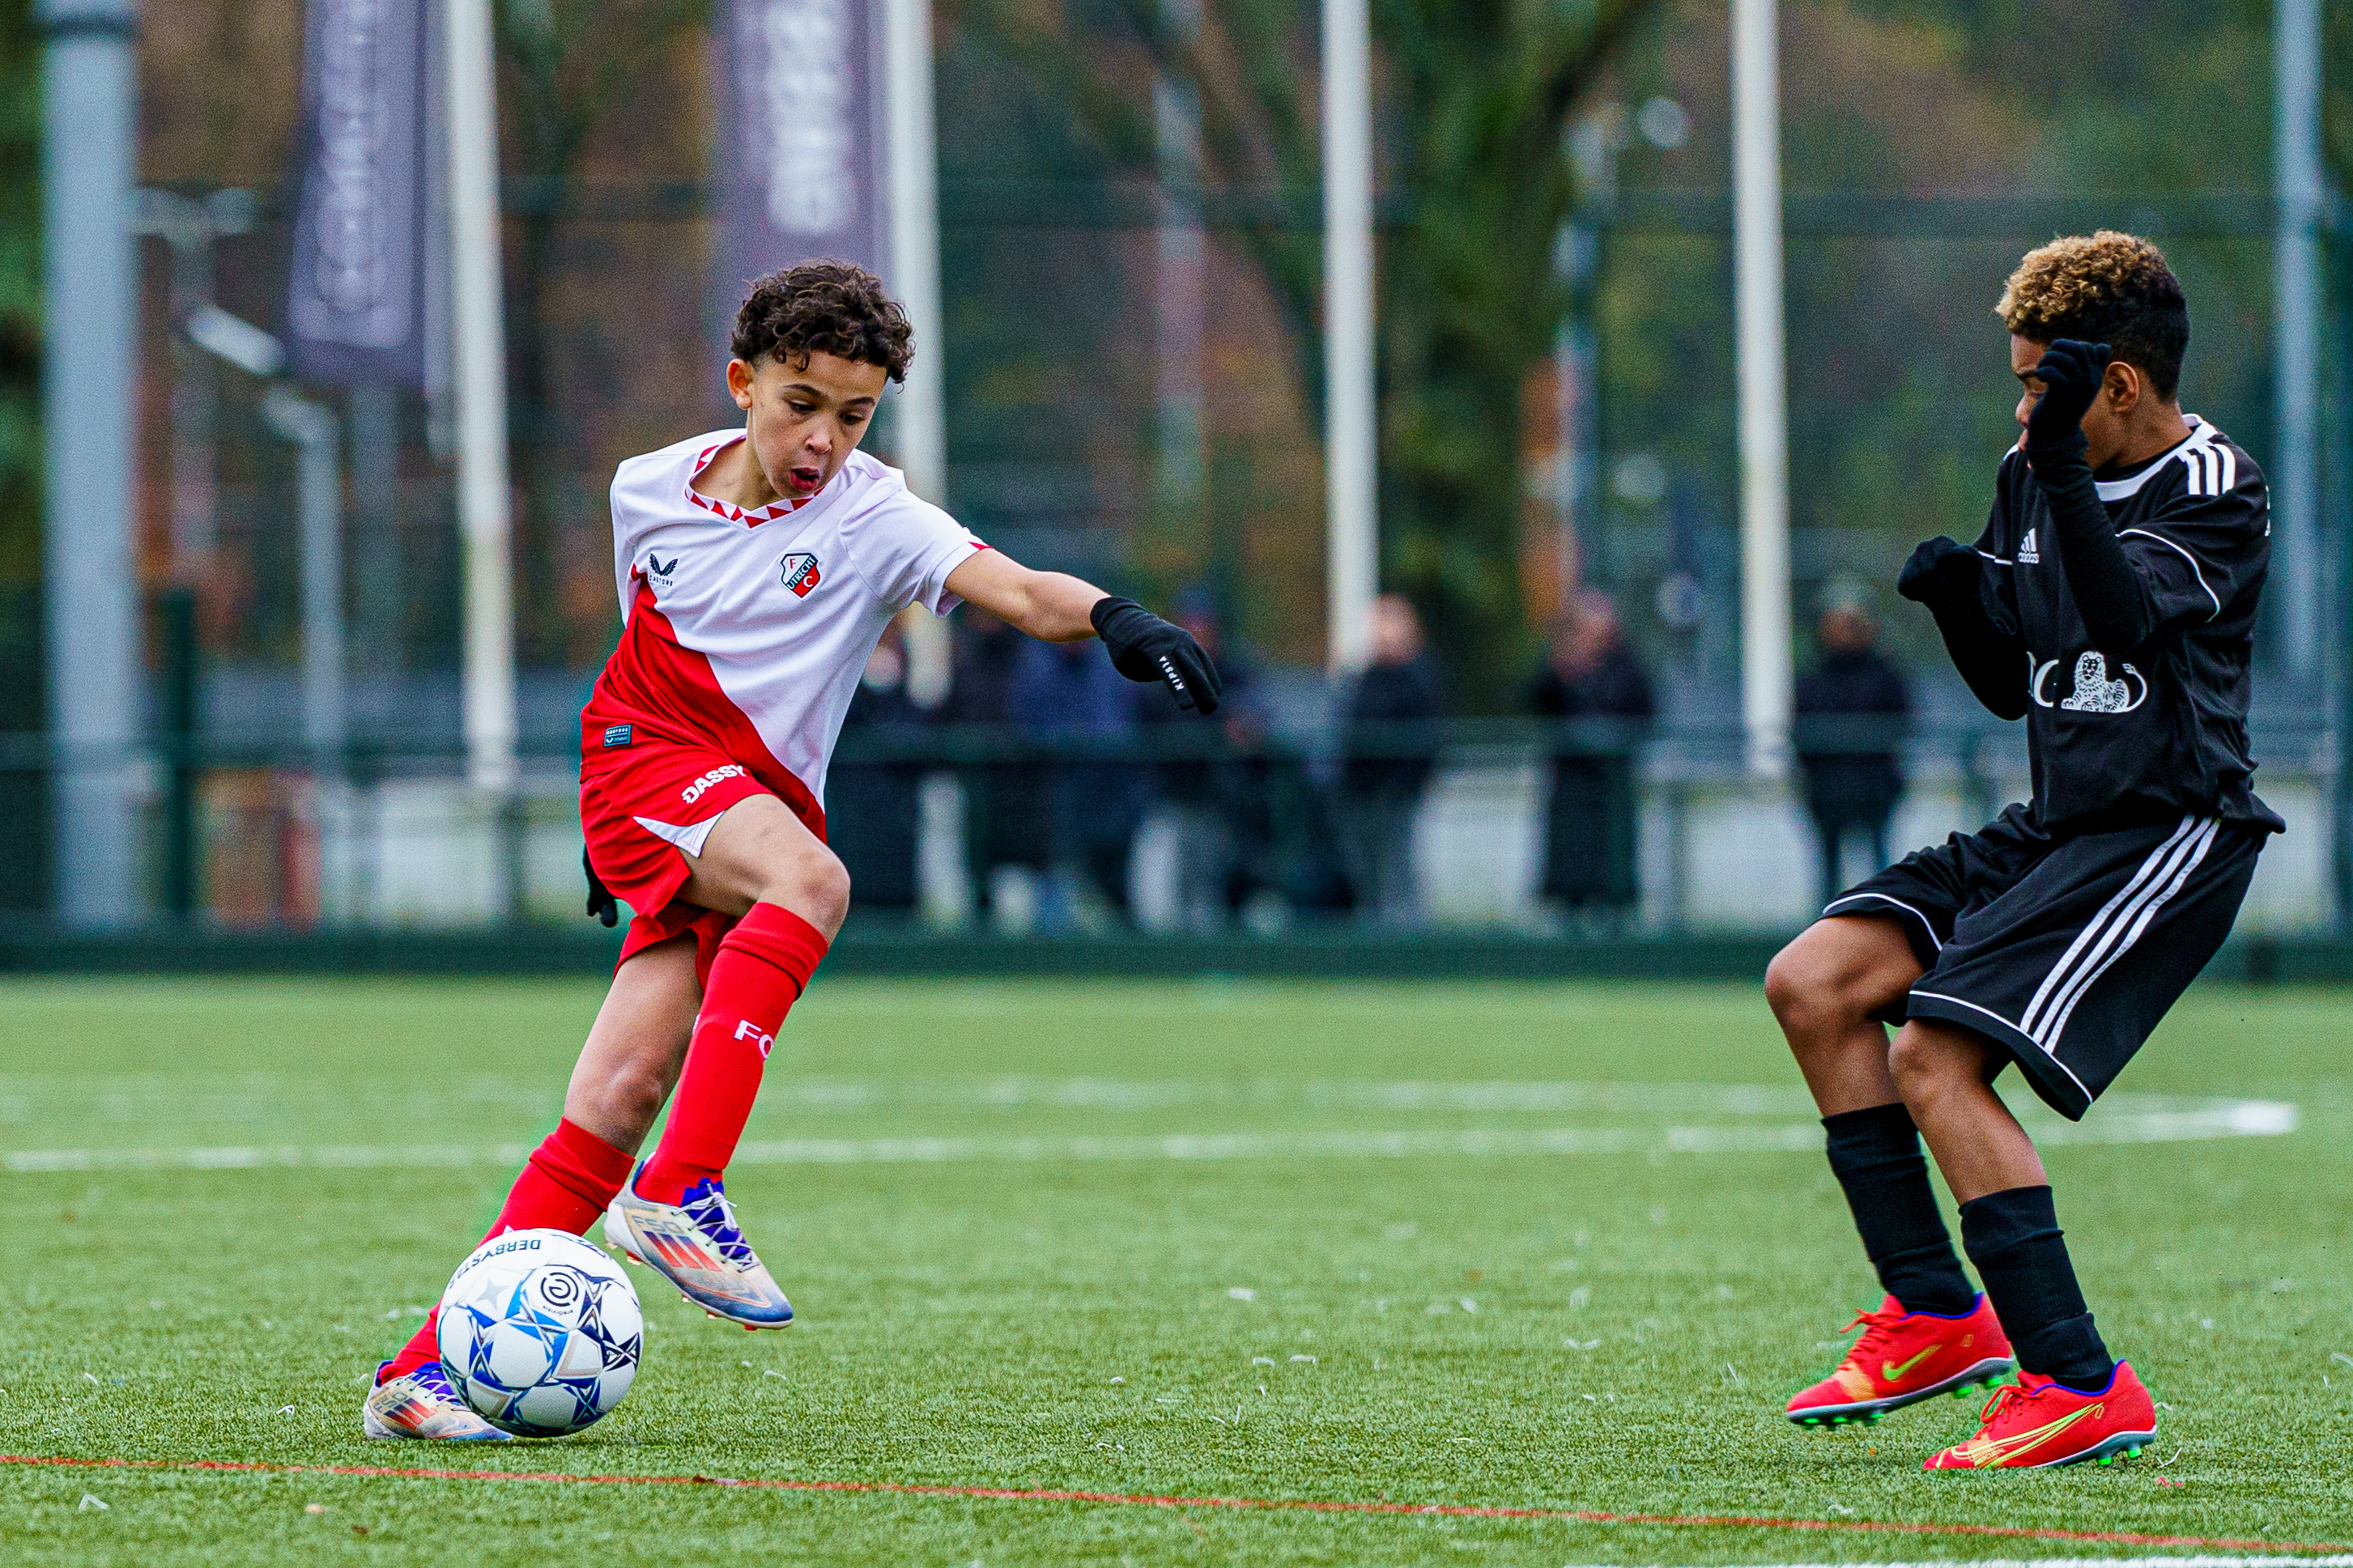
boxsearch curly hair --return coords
[731,260,914,384]
[1996,231,2189,400]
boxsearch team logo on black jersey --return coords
[780,553,821,597]
[2034,651,2147,714]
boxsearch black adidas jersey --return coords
[1974,418,2280,833]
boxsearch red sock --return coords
[636,903,828,1205]
[379,1117,633,1383]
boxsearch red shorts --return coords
[579,724,824,981]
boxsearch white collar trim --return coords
[2095,416,2208,501]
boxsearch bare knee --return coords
[759,841,850,938]
[1766,929,1864,1036]
[581,1060,672,1149]
[1887,1022,1987,1109]
[1767,917,1918,1043]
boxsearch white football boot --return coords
[603,1162,795,1329]
[361,1359,512,1441]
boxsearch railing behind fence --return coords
[0,716,2332,937]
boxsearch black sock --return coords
[1821,1103,1975,1315]
[1959,1184,2115,1394]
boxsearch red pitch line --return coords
[3,1453,2346,1555]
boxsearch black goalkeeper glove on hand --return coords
[1896,536,1983,610]
[2022,338,2112,470]
[584,848,618,928]
[1090,597,1222,715]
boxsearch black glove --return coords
[2023,338,2112,461]
[1896,536,1982,610]
[584,848,618,928]
[1090,597,1222,715]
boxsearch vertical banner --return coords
[288,0,430,386]
[723,0,891,300]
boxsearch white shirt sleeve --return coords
[610,465,639,620]
[836,478,986,615]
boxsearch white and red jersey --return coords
[585,431,984,821]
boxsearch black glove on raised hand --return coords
[1090,597,1222,715]
[1896,536,1983,610]
[2023,338,2112,466]
[584,848,618,928]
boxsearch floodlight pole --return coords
[262,388,349,767]
[445,0,516,799]
[883,0,953,707]
[2274,0,2321,683]
[1732,0,1791,778]
[36,0,142,929]
[1321,0,1376,674]
[1153,0,1207,550]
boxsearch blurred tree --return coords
[496,0,713,667]
[956,0,1656,703]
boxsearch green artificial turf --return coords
[2,975,2350,1566]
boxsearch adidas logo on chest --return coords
[2018,527,2040,565]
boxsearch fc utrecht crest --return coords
[780,553,821,597]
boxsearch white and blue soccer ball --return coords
[436,1228,642,1438]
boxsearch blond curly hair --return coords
[1996,232,2189,399]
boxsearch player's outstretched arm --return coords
[944,547,1222,713]
[1899,537,2029,721]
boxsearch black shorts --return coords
[1823,805,2263,1120]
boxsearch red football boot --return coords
[1785,1294,2015,1427]
[1924,1362,2156,1469]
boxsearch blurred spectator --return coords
[829,623,926,914]
[946,608,1051,928]
[1338,593,1445,927]
[1138,590,1275,930]
[1796,577,1910,911]
[1529,589,1654,930]
[1013,635,1146,928]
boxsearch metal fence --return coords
[6,708,2332,941]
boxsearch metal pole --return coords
[347,384,404,674]
[1321,0,1376,674]
[157,586,198,920]
[445,0,516,796]
[882,0,952,708]
[883,0,946,506]
[2274,0,2321,682]
[264,389,349,762]
[36,0,142,928]
[1153,0,1206,542]
[1732,0,1791,778]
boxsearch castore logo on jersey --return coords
[643,553,679,585]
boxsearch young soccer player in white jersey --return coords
[364,261,1220,1439]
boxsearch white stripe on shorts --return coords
[2020,815,2217,1052]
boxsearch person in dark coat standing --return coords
[1795,577,1910,911]
[830,624,928,915]
[1011,634,1147,927]
[1529,589,1654,929]
[1338,593,1446,926]
[1137,591,1272,928]
[946,608,1052,927]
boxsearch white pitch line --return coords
[0,1099,2298,1175]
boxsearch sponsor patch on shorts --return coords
[602,724,634,749]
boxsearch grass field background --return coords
[2,975,2348,1566]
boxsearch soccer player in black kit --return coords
[1764,232,2277,1469]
